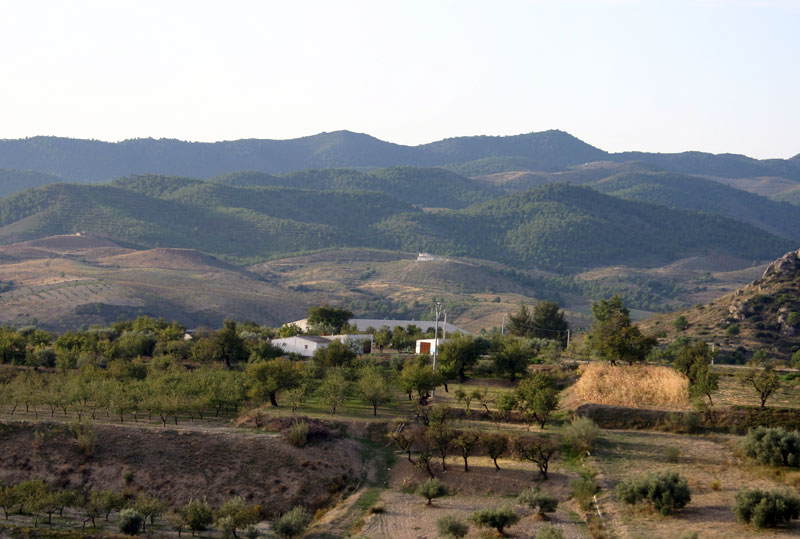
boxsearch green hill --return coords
[375,184,795,271]
[0,180,794,271]
[0,182,414,263]
[586,172,800,241]
[212,166,495,208]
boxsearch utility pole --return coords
[432,301,443,373]
[431,301,443,400]
[501,314,505,335]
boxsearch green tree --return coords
[531,300,569,345]
[213,320,248,368]
[739,355,781,408]
[491,337,531,382]
[515,373,559,429]
[733,488,800,529]
[416,478,450,505]
[246,358,303,407]
[590,295,655,365]
[437,333,480,382]
[512,436,559,480]
[517,486,559,516]
[313,339,356,368]
[307,305,353,334]
[480,432,509,471]
[180,499,213,536]
[272,506,311,538]
[672,341,719,405]
[357,365,392,416]
[319,369,349,415]
[397,356,442,404]
[507,304,533,338]
[454,430,480,472]
[468,507,519,535]
[615,471,691,515]
[426,423,455,471]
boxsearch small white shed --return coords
[415,338,447,355]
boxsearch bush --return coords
[272,506,311,538]
[565,416,600,454]
[286,421,309,448]
[665,446,680,463]
[537,525,565,539]
[569,474,599,512]
[517,486,558,516]
[469,506,520,534]
[69,420,97,457]
[118,508,144,536]
[615,471,691,515]
[725,323,741,336]
[742,426,800,467]
[416,478,450,505]
[436,514,469,538]
[733,488,800,528]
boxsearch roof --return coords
[272,335,331,345]
[349,318,465,334]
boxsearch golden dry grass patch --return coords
[574,362,689,408]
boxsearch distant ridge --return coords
[1,130,797,183]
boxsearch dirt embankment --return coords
[0,421,363,513]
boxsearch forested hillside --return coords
[586,172,800,241]
[212,166,496,208]
[376,184,795,270]
[0,180,793,271]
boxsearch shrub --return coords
[69,420,97,457]
[286,421,309,448]
[673,316,689,331]
[570,474,599,512]
[742,426,800,467]
[733,488,800,528]
[272,506,311,538]
[436,514,469,538]
[565,416,600,454]
[615,471,691,515]
[517,486,558,516]
[118,508,144,536]
[537,525,565,539]
[725,323,740,336]
[469,506,520,534]
[665,446,680,463]
[416,478,450,505]
[710,480,721,491]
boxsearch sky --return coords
[1,0,799,159]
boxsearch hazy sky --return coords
[1,0,798,158]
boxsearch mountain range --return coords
[1,130,799,184]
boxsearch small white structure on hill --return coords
[271,334,374,357]
[415,338,446,355]
[417,252,445,261]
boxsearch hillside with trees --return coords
[0,180,792,271]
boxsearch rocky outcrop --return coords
[762,249,800,280]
